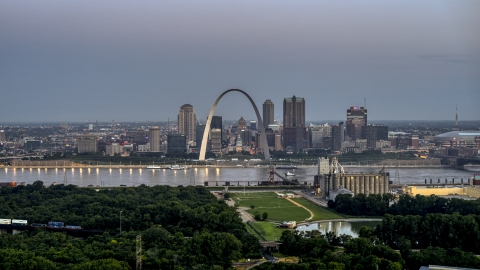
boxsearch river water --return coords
[0,166,477,187]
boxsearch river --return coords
[0,166,477,187]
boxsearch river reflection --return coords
[296,220,381,237]
[0,166,475,187]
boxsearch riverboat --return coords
[170,165,185,170]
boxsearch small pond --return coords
[296,220,382,238]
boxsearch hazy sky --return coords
[1,1,479,123]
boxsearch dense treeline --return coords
[329,193,480,252]
[375,213,480,252]
[0,182,261,269]
[252,230,480,270]
[329,193,480,217]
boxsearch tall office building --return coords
[210,116,223,144]
[346,106,367,141]
[263,99,274,129]
[332,123,343,152]
[167,134,187,154]
[149,126,160,152]
[77,134,98,153]
[211,116,222,130]
[310,124,331,148]
[178,104,196,143]
[283,96,305,128]
[283,96,306,151]
[210,128,222,156]
[195,124,206,152]
[366,124,388,150]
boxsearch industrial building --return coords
[403,185,480,198]
[314,157,390,199]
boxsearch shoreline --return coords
[1,164,457,169]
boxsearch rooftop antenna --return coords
[455,103,458,130]
[364,98,366,108]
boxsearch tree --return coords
[262,212,268,220]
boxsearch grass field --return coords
[248,222,285,241]
[233,192,344,241]
[291,198,343,220]
[231,192,343,222]
[232,192,311,221]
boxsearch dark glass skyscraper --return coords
[210,116,222,129]
[283,96,305,128]
[283,96,306,151]
[346,106,367,141]
[262,99,274,129]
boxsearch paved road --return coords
[226,198,256,222]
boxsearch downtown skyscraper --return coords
[178,104,196,143]
[262,99,274,129]
[283,96,307,151]
[346,106,367,141]
[283,96,305,128]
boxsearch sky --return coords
[1,1,479,123]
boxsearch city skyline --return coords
[1,1,479,122]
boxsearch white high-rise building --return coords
[178,104,196,143]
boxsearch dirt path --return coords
[286,198,314,221]
[227,198,256,223]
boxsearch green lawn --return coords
[249,222,285,241]
[291,198,343,220]
[232,192,311,221]
[231,192,343,222]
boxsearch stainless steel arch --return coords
[199,89,270,161]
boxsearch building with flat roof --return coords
[77,134,97,153]
[148,126,160,152]
[346,106,367,141]
[283,96,305,128]
[210,128,222,155]
[106,143,123,156]
[167,134,186,154]
[263,99,274,129]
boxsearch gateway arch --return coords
[199,89,270,161]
